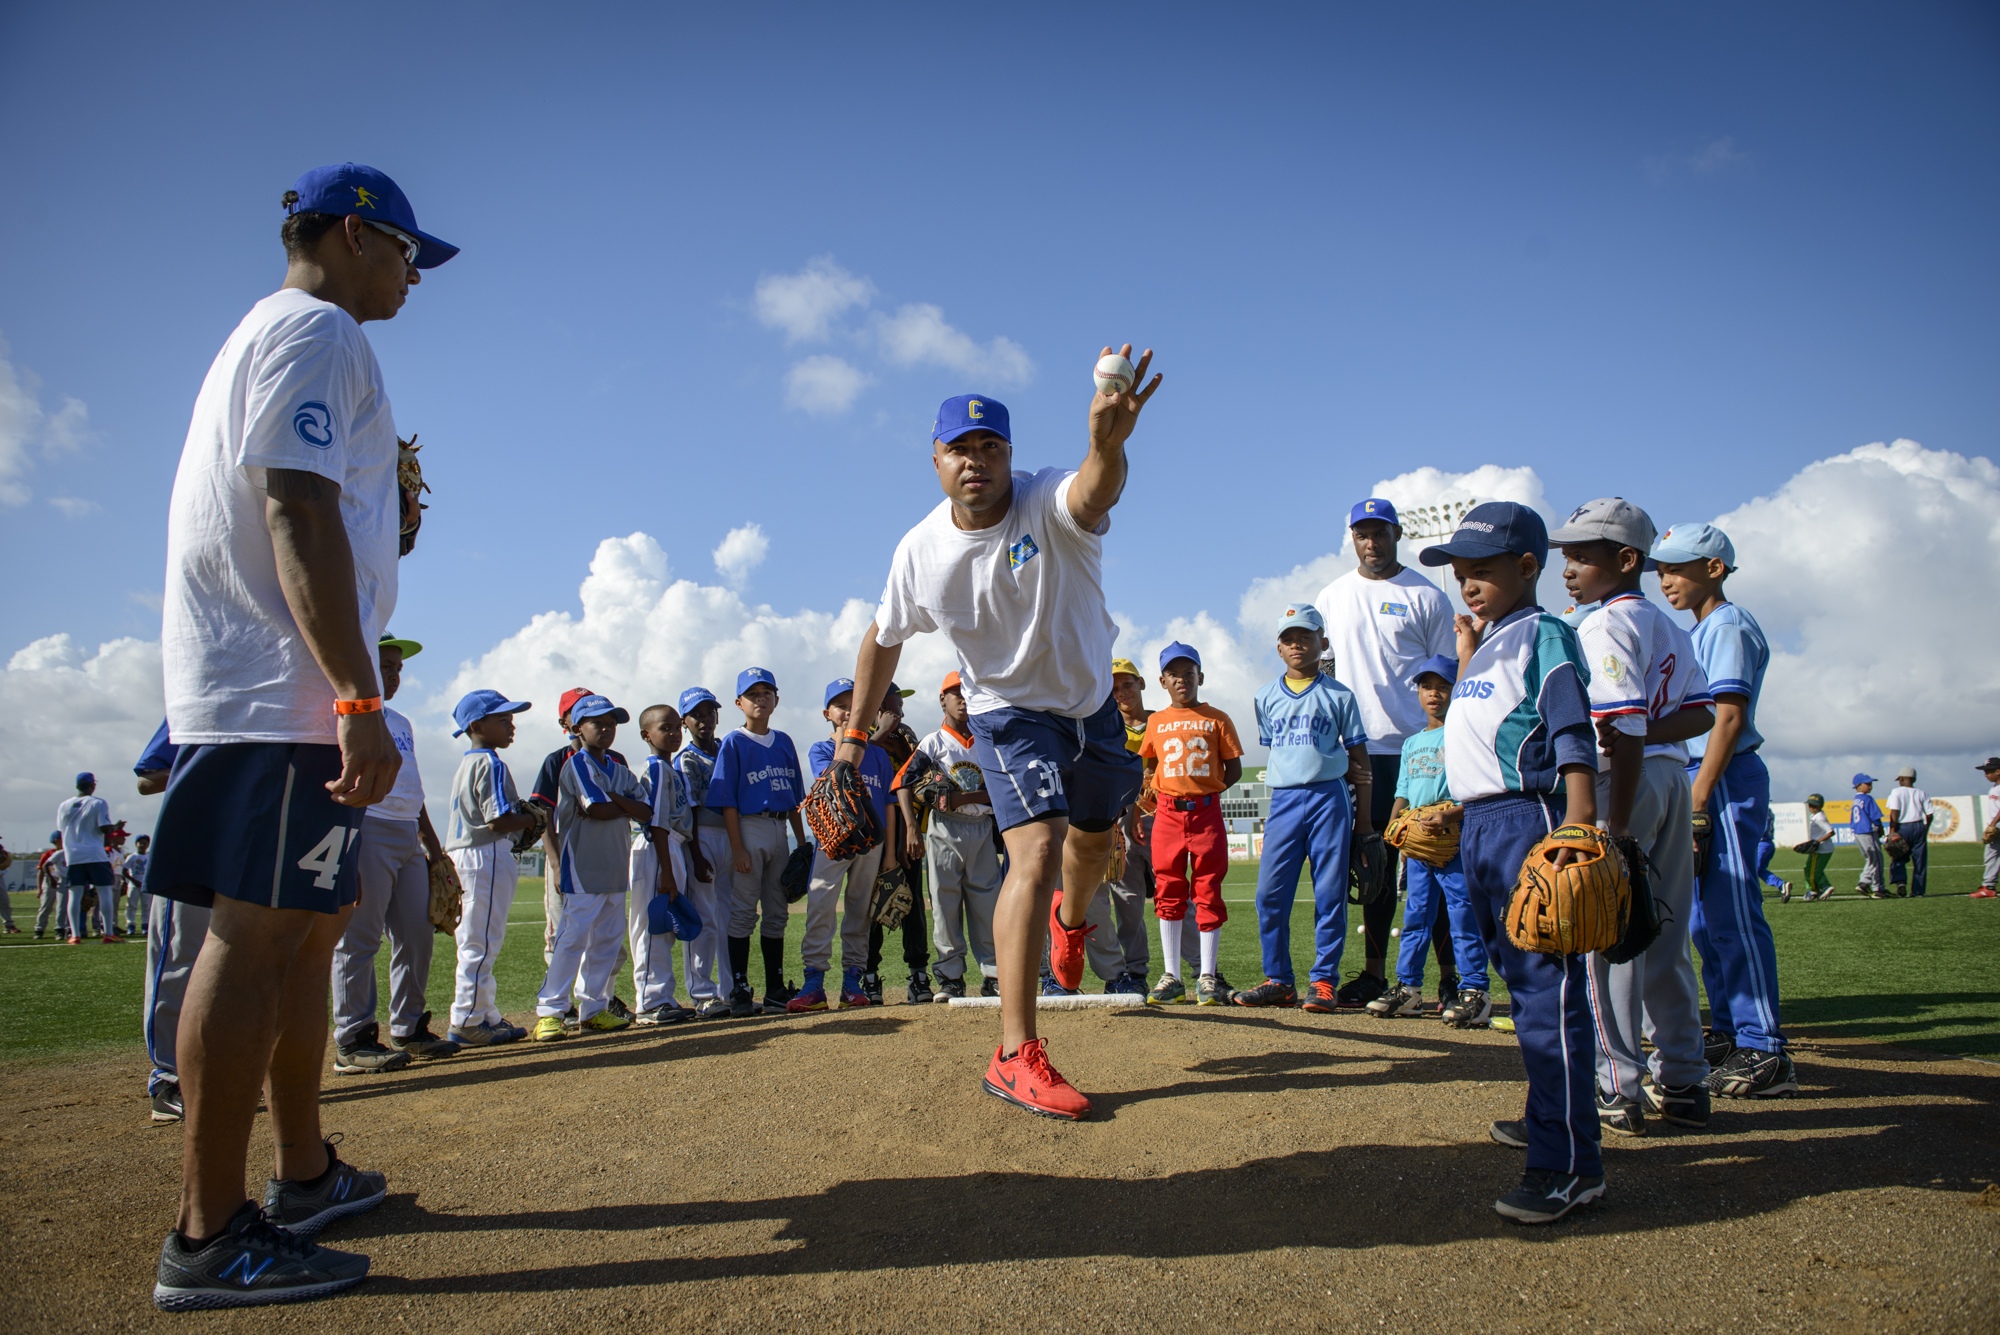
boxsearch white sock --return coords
[1199,929,1220,976]
[1158,917,1184,978]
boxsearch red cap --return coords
[558,686,595,722]
[941,671,962,693]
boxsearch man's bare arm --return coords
[835,629,903,766]
[1068,344,1162,532]
[264,467,398,806]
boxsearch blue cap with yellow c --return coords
[286,163,459,269]
[1349,498,1400,527]
[933,394,1010,445]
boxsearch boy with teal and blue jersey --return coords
[1653,522,1796,1100]
[1233,604,1372,1012]
[1422,501,1603,1226]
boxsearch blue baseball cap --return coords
[567,693,629,726]
[1349,498,1399,528]
[736,667,777,697]
[1651,522,1737,570]
[49,831,60,843]
[286,163,459,268]
[1276,603,1325,635]
[452,689,531,736]
[932,394,1010,445]
[74,771,95,787]
[1410,653,1459,687]
[678,687,719,715]
[1852,772,1875,786]
[823,677,857,709]
[1418,500,1549,570]
[1159,641,1201,671]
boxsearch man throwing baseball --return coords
[836,347,1161,1120]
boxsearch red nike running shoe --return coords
[983,1038,1091,1120]
[1048,889,1094,991]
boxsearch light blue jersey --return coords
[1256,675,1366,788]
[1395,726,1451,809]
[1687,602,1767,759]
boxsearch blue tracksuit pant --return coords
[1462,792,1601,1179]
[1253,779,1351,986]
[1396,853,1488,990]
[1688,751,1786,1054]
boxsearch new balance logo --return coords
[218,1252,275,1286]
[330,1176,352,1201]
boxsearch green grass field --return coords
[2,842,1993,1063]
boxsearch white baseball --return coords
[1094,353,1135,397]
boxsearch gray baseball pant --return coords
[727,813,793,940]
[330,817,436,1047]
[1586,756,1708,1100]
[685,824,735,999]
[927,809,1002,982]
[802,843,882,976]
[1984,839,1999,889]
[36,883,68,935]
[145,893,211,1094]
[1854,833,1885,892]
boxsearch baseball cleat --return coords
[631,1005,688,1026]
[153,1202,368,1311]
[935,975,966,1001]
[1039,973,1079,996]
[839,987,872,1009]
[262,1137,387,1239]
[1970,887,1996,899]
[1779,880,1793,903]
[728,985,758,1018]
[1298,979,1338,1012]
[859,971,885,1006]
[1234,978,1298,1008]
[1706,1047,1798,1098]
[1335,971,1388,1010]
[1596,1091,1646,1137]
[1196,973,1232,1005]
[906,970,934,1004]
[332,1024,412,1076]
[786,987,829,1013]
[695,997,732,1019]
[1640,1079,1711,1129]
[447,1019,505,1046]
[982,1039,1090,1120]
[387,1012,458,1059]
[531,1016,569,1041]
[150,1082,184,1124]
[980,975,1001,997]
[1441,987,1493,1028]
[1047,889,1093,990]
[1367,983,1425,1018]
[1702,1027,1735,1067]
[582,1007,631,1033]
[1495,1170,1604,1224]
[762,981,797,1015]
[1147,974,1188,1005]
[1489,1119,1529,1149]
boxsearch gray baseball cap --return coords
[1549,497,1659,565]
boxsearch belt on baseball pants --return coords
[1169,794,1218,812]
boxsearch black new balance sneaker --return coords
[261,1137,387,1238]
[153,1202,368,1311]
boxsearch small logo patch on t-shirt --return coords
[1009,533,1040,571]
[1379,601,1409,616]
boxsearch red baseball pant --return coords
[1151,797,1229,930]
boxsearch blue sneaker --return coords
[1039,973,1078,997]
[153,1201,368,1311]
[1106,972,1145,995]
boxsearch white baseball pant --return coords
[628,835,689,1013]
[537,890,627,1022]
[450,841,519,1029]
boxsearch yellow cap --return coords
[1111,657,1142,680]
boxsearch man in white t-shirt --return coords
[1313,497,1457,1006]
[836,353,1162,1121]
[1976,757,2000,898]
[145,163,455,1311]
[56,773,118,943]
[1883,767,1933,897]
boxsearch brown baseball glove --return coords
[427,855,463,936]
[1384,800,1461,868]
[510,799,549,855]
[868,864,914,929]
[1505,824,1629,956]
[803,759,884,862]
[397,433,430,556]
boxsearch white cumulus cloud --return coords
[753,257,875,343]
[711,522,770,587]
[48,496,100,518]
[783,354,871,416]
[0,335,92,507]
[0,635,166,849]
[872,303,1034,386]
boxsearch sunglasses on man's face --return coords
[364,220,421,266]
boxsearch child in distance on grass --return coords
[862,681,931,1004]
[707,668,808,1016]
[1367,653,1491,1027]
[796,679,899,1012]
[628,704,699,1025]
[1235,605,1372,1013]
[908,671,1003,1000]
[1849,773,1887,898]
[444,690,539,1047]
[1138,641,1243,1006]
[534,694,649,1040]
[1801,795,1835,901]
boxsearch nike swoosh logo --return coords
[998,1070,1017,1091]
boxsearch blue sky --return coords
[2,3,1997,801]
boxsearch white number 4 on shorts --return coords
[297,825,361,890]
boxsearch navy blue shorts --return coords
[66,861,116,888]
[143,742,364,915]
[969,695,1142,834]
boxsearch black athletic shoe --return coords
[153,1201,368,1311]
[1438,975,1461,1007]
[763,979,797,1015]
[980,976,1001,998]
[1702,1027,1735,1067]
[935,975,966,1001]
[1489,1119,1529,1149]
[728,985,757,1018]
[1641,1079,1711,1129]
[261,1137,387,1239]
[1441,988,1493,1028]
[332,1024,412,1076]
[151,1082,184,1124]
[1335,971,1388,1010]
[1596,1091,1645,1137]
[860,971,885,1006]
[387,1011,458,1060]
[1495,1169,1604,1224]
[1232,978,1298,1008]
[1706,1046,1799,1099]
[906,970,934,1004]
[695,997,732,1020]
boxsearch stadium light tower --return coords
[1398,497,1480,542]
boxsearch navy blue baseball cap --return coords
[933,394,1010,445]
[1410,653,1459,687]
[678,687,719,715]
[736,667,777,696]
[1852,772,1875,787]
[75,771,95,787]
[567,693,629,726]
[1418,500,1549,570]
[1349,498,1399,528]
[452,689,531,736]
[1158,641,1201,671]
[286,163,459,269]
[823,677,857,709]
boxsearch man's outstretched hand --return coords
[1087,344,1162,454]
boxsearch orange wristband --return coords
[842,728,870,745]
[334,696,384,715]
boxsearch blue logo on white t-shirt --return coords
[292,401,334,449]
[1379,602,1409,616]
[1009,533,1040,572]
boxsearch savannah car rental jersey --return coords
[1686,602,1768,760]
[1575,592,1715,767]
[1443,606,1597,804]
[1254,675,1367,788]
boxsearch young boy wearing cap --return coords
[1801,795,1836,900]
[1554,498,1716,1136]
[1420,501,1604,1224]
[1367,654,1491,1026]
[1235,605,1372,1012]
[1653,523,1795,1098]
[1976,758,2000,898]
[1075,658,1161,993]
[627,704,700,1024]
[444,691,538,1045]
[796,680,899,1011]
[1849,774,1888,898]
[531,687,629,967]
[707,668,808,1016]
[913,671,1003,999]
[1139,642,1243,1006]
[1884,768,1932,897]
[122,834,152,937]
[674,687,735,1015]
[863,682,932,1004]
[534,694,647,1039]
